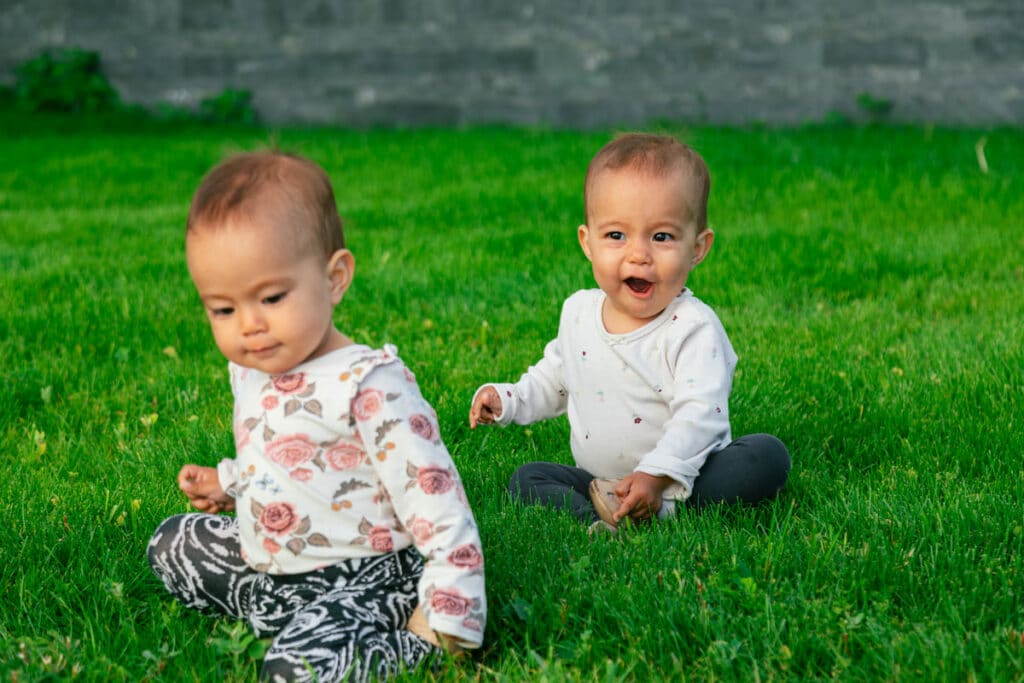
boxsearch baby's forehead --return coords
[585,164,705,225]
[590,163,700,200]
[595,157,694,181]
[190,207,321,256]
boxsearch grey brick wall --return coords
[2,0,1022,126]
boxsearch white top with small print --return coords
[477,288,736,501]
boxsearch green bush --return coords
[6,47,259,125]
[13,48,121,113]
[198,88,257,124]
[856,91,894,123]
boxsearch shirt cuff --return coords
[216,458,240,498]
[428,616,484,650]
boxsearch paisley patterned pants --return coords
[147,514,435,682]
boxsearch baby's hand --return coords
[469,386,503,428]
[178,464,235,513]
[612,472,670,523]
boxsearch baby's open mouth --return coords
[625,278,653,294]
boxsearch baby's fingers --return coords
[177,464,199,490]
[469,402,497,428]
[615,491,657,523]
[612,493,636,522]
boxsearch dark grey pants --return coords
[508,433,791,523]
[147,514,435,682]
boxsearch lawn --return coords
[1,115,1022,681]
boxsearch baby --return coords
[148,151,485,682]
[470,133,790,532]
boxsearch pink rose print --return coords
[262,395,279,410]
[263,537,282,554]
[266,433,317,468]
[272,373,308,394]
[418,465,455,495]
[430,588,472,617]
[323,442,364,470]
[408,413,436,441]
[352,388,385,421]
[368,526,394,552]
[290,468,314,481]
[260,501,300,536]
[461,617,483,633]
[409,517,435,545]
[447,543,483,570]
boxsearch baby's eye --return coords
[210,306,234,318]
[653,232,675,242]
[606,231,625,241]
[263,292,287,305]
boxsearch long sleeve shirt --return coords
[478,288,736,501]
[217,343,485,647]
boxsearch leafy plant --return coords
[855,91,894,123]
[207,620,269,673]
[13,48,121,113]
[5,48,260,125]
[0,83,14,108]
[820,109,853,127]
[199,88,257,125]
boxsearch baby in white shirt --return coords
[470,133,790,532]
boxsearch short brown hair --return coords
[584,133,711,230]
[187,151,345,257]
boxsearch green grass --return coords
[1,115,1022,681]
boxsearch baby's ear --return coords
[327,249,355,304]
[691,228,715,266]
[578,224,594,261]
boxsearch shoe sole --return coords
[589,478,620,528]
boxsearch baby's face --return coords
[186,217,342,375]
[579,166,711,334]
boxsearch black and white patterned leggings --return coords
[147,514,435,682]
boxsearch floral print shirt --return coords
[217,343,485,647]
[476,289,736,501]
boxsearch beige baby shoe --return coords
[588,478,622,528]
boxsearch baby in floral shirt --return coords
[147,151,485,682]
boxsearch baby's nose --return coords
[240,306,267,334]
[628,241,652,262]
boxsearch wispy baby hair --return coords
[584,133,711,230]
[187,150,345,257]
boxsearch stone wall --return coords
[1,0,1021,126]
